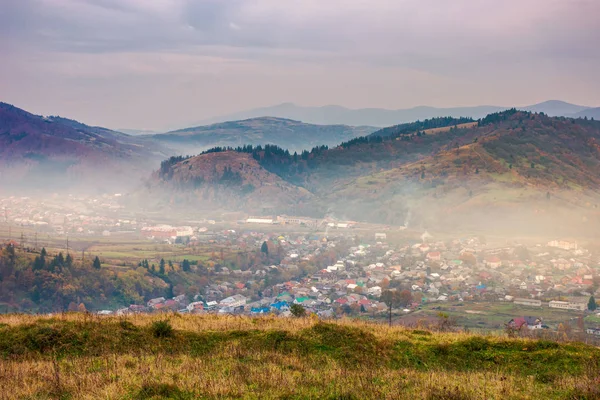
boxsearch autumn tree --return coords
[381,289,402,327]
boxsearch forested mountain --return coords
[149,117,377,154]
[149,110,600,235]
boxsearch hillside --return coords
[148,111,600,236]
[325,111,600,234]
[151,117,377,154]
[0,313,598,399]
[0,102,167,191]
[144,151,318,215]
[574,107,600,120]
[192,100,593,127]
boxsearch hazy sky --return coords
[1,0,599,130]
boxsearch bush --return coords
[290,304,306,318]
[151,320,174,338]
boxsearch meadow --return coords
[0,313,599,399]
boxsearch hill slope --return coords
[0,314,598,399]
[150,117,377,154]
[144,151,318,215]
[0,102,167,191]
[326,111,600,234]
[148,111,600,235]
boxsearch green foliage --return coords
[151,320,174,339]
[261,241,269,255]
[181,259,191,272]
[589,296,597,311]
[290,304,306,318]
[92,256,101,270]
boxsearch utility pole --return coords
[34,231,38,250]
[66,235,69,255]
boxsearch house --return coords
[375,233,387,241]
[187,301,205,313]
[427,252,442,261]
[220,294,247,308]
[508,316,543,330]
[147,297,165,308]
[586,328,600,336]
[485,256,502,269]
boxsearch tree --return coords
[261,241,269,256]
[65,253,73,268]
[290,304,306,317]
[77,303,87,313]
[93,256,101,270]
[159,258,166,275]
[589,296,597,311]
[182,259,191,272]
[381,289,402,327]
[399,290,413,307]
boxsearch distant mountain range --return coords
[194,100,594,127]
[149,117,377,154]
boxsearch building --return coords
[426,252,442,261]
[547,240,578,250]
[246,216,274,224]
[508,316,543,330]
[548,300,586,311]
[485,256,502,269]
[220,294,247,308]
[513,298,542,307]
[375,233,387,241]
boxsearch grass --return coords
[0,314,599,399]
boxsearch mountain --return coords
[520,100,590,116]
[149,117,377,154]
[142,151,317,215]
[573,107,600,120]
[148,111,600,236]
[192,100,592,128]
[117,128,162,136]
[0,102,167,191]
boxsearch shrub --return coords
[290,304,306,318]
[151,320,174,338]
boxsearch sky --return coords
[1,0,599,130]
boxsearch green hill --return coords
[0,314,598,399]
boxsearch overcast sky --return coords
[1,0,599,130]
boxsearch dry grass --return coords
[0,313,599,399]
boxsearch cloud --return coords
[0,0,599,128]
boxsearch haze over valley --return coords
[2,1,600,398]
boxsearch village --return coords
[2,194,600,337]
[104,227,600,338]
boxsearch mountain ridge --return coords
[189,100,594,128]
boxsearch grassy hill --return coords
[0,314,598,399]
